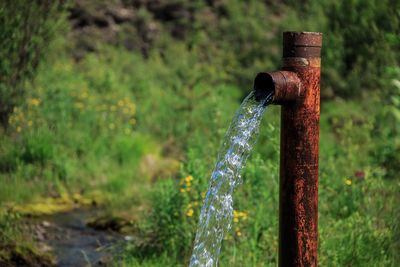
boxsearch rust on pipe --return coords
[279,31,322,267]
[254,31,322,266]
[254,71,302,104]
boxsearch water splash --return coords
[189,90,273,267]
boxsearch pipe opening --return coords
[254,72,275,104]
[254,71,302,104]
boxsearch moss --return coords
[10,191,104,217]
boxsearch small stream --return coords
[29,209,123,267]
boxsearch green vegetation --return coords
[1,0,399,266]
[0,0,65,127]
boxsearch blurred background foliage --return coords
[0,0,399,266]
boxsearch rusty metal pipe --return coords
[254,31,322,266]
[254,71,302,104]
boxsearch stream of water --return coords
[189,90,273,267]
[29,209,123,267]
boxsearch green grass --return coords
[0,40,398,267]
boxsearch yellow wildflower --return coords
[27,98,40,107]
[235,227,241,236]
[180,188,186,193]
[233,210,249,222]
[239,211,248,220]
[16,126,22,133]
[224,235,232,241]
[233,210,239,222]
[185,175,193,182]
[27,120,33,127]
[344,179,352,186]
[186,208,194,217]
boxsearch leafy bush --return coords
[141,178,195,258]
[0,0,66,127]
[284,0,400,98]
[20,130,55,165]
[371,70,400,179]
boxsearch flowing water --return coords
[29,209,123,267]
[189,90,273,267]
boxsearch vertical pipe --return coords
[279,32,322,267]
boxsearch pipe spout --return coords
[254,71,302,104]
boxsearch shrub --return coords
[285,0,400,98]
[133,178,196,260]
[0,0,66,127]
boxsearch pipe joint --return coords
[254,71,302,105]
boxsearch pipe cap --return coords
[283,32,322,58]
